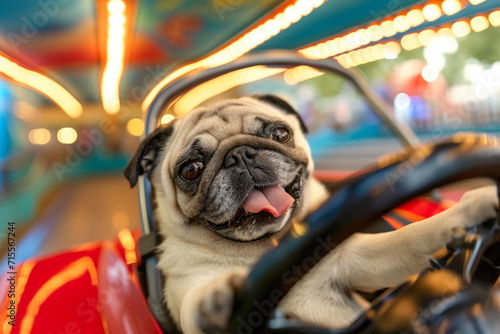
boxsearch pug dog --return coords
[124,95,499,334]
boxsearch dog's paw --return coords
[454,185,499,228]
[196,268,247,334]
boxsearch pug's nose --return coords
[224,146,258,169]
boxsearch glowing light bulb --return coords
[407,9,425,27]
[127,118,144,137]
[57,127,77,144]
[422,65,439,82]
[372,44,385,59]
[381,20,397,37]
[394,93,411,110]
[367,24,383,41]
[442,0,462,16]
[489,11,500,27]
[383,42,401,59]
[470,16,489,32]
[401,33,421,50]
[451,21,471,38]
[418,29,437,46]
[423,4,442,22]
[28,128,51,145]
[101,0,127,114]
[108,0,125,13]
[394,15,410,32]
[160,114,175,125]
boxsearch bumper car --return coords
[2,51,500,334]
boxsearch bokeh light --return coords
[422,65,439,82]
[384,42,401,59]
[470,16,489,32]
[394,93,411,110]
[407,9,425,27]
[354,29,370,45]
[451,21,471,38]
[101,0,127,115]
[381,20,397,37]
[57,127,77,144]
[401,33,421,50]
[394,15,410,32]
[127,118,144,136]
[284,66,324,85]
[489,11,500,26]
[108,0,125,12]
[160,114,175,125]
[423,4,442,22]
[418,29,437,46]
[442,0,462,16]
[367,24,383,41]
[28,128,51,145]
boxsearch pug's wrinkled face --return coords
[125,95,314,242]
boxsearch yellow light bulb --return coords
[381,20,397,37]
[372,44,385,59]
[401,33,421,50]
[160,114,175,125]
[127,118,145,137]
[28,128,51,145]
[394,15,410,32]
[418,29,437,46]
[57,127,77,144]
[489,11,500,27]
[451,21,471,38]
[368,24,383,41]
[442,0,462,16]
[423,4,442,22]
[407,9,425,27]
[470,16,489,32]
[383,42,401,59]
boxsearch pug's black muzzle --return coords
[198,143,305,231]
[222,145,304,201]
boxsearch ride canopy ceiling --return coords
[0,0,497,114]
[0,0,428,109]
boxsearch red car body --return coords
[0,229,161,334]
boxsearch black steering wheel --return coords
[227,133,500,334]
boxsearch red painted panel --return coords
[1,233,161,334]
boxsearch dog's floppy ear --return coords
[124,121,175,188]
[253,94,308,133]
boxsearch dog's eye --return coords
[180,161,204,180]
[270,128,290,143]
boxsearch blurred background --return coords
[1,0,499,269]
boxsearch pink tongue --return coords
[242,185,295,217]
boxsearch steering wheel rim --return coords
[227,134,500,333]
